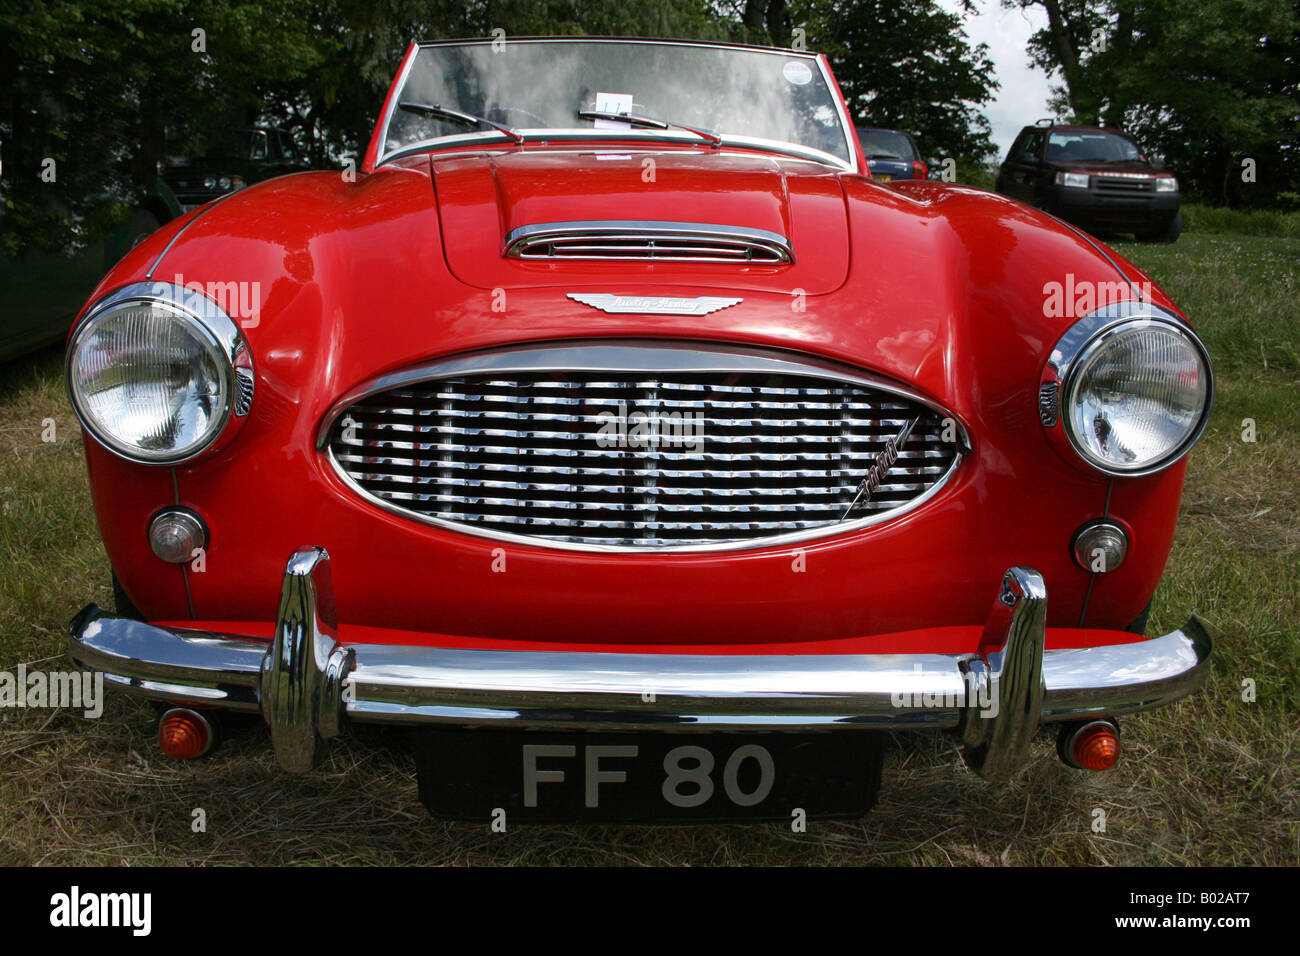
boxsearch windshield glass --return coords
[1046,130,1142,164]
[381,39,852,166]
[858,129,915,160]
[225,129,268,160]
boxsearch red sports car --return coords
[65,37,1213,822]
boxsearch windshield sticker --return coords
[782,61,813,86]
[593,92,634,128]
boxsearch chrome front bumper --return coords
[68,547,1211,780]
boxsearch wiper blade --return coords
[399,102,524,144]
[576,110,721,147]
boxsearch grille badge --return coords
[841,417,920,519]
[568,293,742,316]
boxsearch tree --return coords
[1,0,324,254]
[1005,0,1299,207]
[791,0,1000,165]
[1,0,1008,258]
[1005,0,1108,123]
[739,0,793,44]
[268,0,737,167]
[0,0,737,254]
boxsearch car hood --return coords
[429,149,850,294]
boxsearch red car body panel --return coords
[77,130,1191,653]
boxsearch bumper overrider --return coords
[67,547,1211,781]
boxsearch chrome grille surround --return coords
[321,342,967,552]
[503,221,793,263]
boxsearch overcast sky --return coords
[935,0,1055,161]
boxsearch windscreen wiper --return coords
[576,110,721,147]
[398,102,525,144]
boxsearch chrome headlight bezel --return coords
[1040,301,1213,477]
[66,281,254,465]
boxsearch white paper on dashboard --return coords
[593,92,634,129]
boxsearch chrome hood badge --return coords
[567,293,743,316]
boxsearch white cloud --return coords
[937,0,1055,161]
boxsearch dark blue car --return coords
[856,127,928,181]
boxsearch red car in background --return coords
[65,37,1212,823]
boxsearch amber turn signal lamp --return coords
[157,708,215,760]
[1057,719,1120,771]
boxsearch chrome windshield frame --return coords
[373,37,858,173]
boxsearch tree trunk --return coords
[135,84,167,191]
[765,0,789,46]
[1103,3,1134,127]
[1039,0,1095,123]
[743,0,768,34]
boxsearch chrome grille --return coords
[504,221,792,263]
[326,346,963,550]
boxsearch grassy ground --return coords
[1182,203,1300,240]
[1,228,1296,866]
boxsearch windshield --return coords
[858,129,915,161]
[1046,130,1142,164]
[380,39,853,167]
[225,129,268,160]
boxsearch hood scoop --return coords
[429,150,848,293]
[503,220,793,263]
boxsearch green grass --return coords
[1182,203,1300,240]
[1120,232,1300,372]
[1,226,1296,865]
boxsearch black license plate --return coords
[415,730,884,823]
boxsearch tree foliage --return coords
[0,0,1045,257]
[1007,0,1299,206]
[1,0,325,252]
[791,0,999,163]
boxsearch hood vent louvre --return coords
[504,220,792,263]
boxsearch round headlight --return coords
[1061,319,1211,475]
[67,284,248,464]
